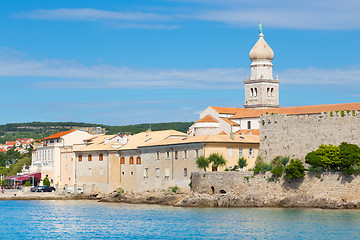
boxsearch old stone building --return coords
[189,26,360,162]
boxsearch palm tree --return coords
[196,156,209,171]
[238,157,248,171]
[208,153,227,171]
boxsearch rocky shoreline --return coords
[86,190,360,209]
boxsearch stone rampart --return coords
[178,171,360,208]
[259,111,360,161]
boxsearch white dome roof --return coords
[249,33,274,61]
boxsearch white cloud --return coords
[12,1,360,30]
[15,8,170,21]
[0,49,359,89]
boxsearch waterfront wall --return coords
[259,111,360,161]
[185,171,360,208]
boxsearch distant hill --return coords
[0,121,193,144]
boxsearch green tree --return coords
[25,180,31,187]
[196,156,210,171]
[305,151,322,167]
[338,142,360,171]
[284,159,305,179]
[208,153,227,171]
[238,157,248,170]
[43,176,51,187]
[315,144,340,171]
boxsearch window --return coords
[184,150,188,159]
[129,157,134,164]
[99,154,103,161]
[247,121,251,130]
[122,172,125,175]
[88,155,92,161]
[88,168,92,176]
[174,151,178,160]
[254,88,258,97]
[166,151,170,160]
[50,139,54,143]
[195,150,199,158]
[120,157,125,164]
[100,167,103,176]
[249,148,254,158]
[228,147,233,157]
[156,152,160,160]
[250,88,253,97]
[144,168,148,178]
[78,155,82,162]
[165,168,170,179]
[136,157,141,164]
[130,171,134,176]
[155,168,160,178]
[239,148,243,157]
[184,168,188,177]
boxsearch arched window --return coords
[254,88,258,97]
[136,157,141,164]
[250,88,253,97]
[129,157,134,164]
[271,88,274,97]
[120,157,125,164]
[267,88,270,97]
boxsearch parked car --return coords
[30,186,39,192]
[62,186,84,194]
[35,186,54,192]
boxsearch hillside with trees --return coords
[0,121,193,143]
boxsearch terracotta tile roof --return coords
[218,131,228,135]
[235,129,260,135]
[195,114,219,123]
[5,141,16,146]
[139,134,260,148]
[220,117,240,126]
[230,102,360,119]
[210,106,243,114]
[42,130,77,141]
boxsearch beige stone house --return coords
[74,130,259,193]
[30,129,93,186]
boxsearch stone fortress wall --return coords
[181,171,360,208]
[258,110,360,161]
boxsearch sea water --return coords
[0,200,359,239]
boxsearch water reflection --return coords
[0,200,359,239]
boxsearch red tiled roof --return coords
[42,130,77,141]
[218,131,228,135]
[195,114,219,123]
[220,117,240,126]
[235,129,260,135]
[230,102,360,119]
[210,106,243,115]
[5,141,16,146]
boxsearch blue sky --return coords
[0,0,359,125]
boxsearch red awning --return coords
[4,172,41,181]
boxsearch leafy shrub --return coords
[315,144,340,171]
[25,180,31,187]
[271,165,283,177]
[116,187,125,193]
[43,177,50,187]
[338,142,360,170]
[170,185,179,193]
[253,157,272,174]
[284,159,305,179]
[238,157,248,169]
[342,166,355,175]
[308,165,323,173]
[281,156,290,167]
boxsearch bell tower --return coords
[244,24,279,109]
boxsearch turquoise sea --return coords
[0,200,359,239]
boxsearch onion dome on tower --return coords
[249,32,274,61]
